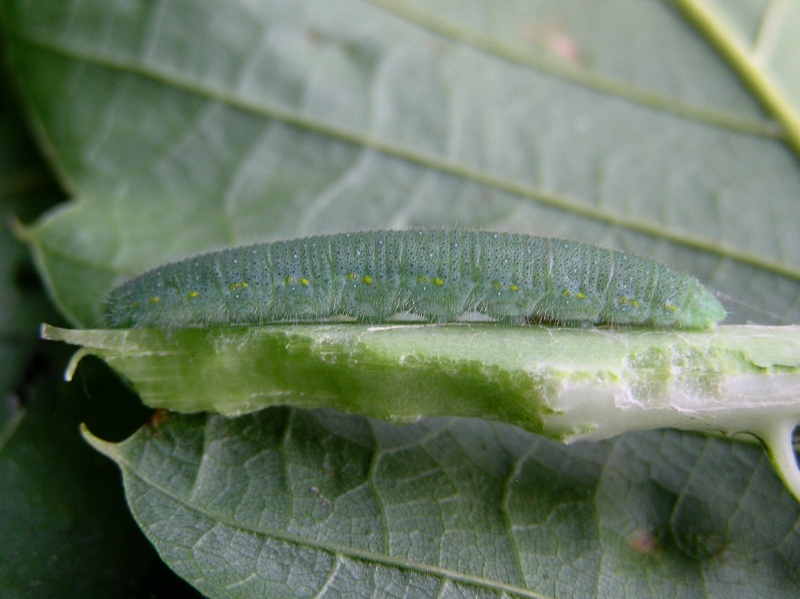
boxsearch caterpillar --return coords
[104,230,726,329]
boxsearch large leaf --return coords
[84,409,800,599]
[3,0,800,596]
[3,0,799,327]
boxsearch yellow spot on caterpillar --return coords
[620,296,628,304]
[230,282,240,291]
[433,278,444,287]
[347,273,356,280]
[284,276,295,284]
[188,291,199,299]
[418,276,429,284]
[632,300,639,307]
[241,282,249,288]
[663,302,678,312]
[149,296,160,304]
[562,290,571,297]
[362,275,373,285]
[493,281,502,289]
[576,292,586,299]
[510,284,519,292]
[300,278,309,286]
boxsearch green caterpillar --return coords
[104,230,725,329]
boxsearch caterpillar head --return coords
[674,284,726,329]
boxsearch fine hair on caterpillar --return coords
[104,230,726,329]
[711,290,785,325]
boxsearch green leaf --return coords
[3,0,799,327]
[0,354,156,598]
[84,409,800,598]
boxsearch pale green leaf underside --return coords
[3,0,800,327]
[82,409,800,599]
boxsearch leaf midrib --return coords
[675,0,800,157]
[365,0,782,139]
[101,431,553,599]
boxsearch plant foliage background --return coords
[2,1,800,597]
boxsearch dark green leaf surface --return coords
[86,410,800,598]
[0,61,59,413]
[0,355,154,598]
